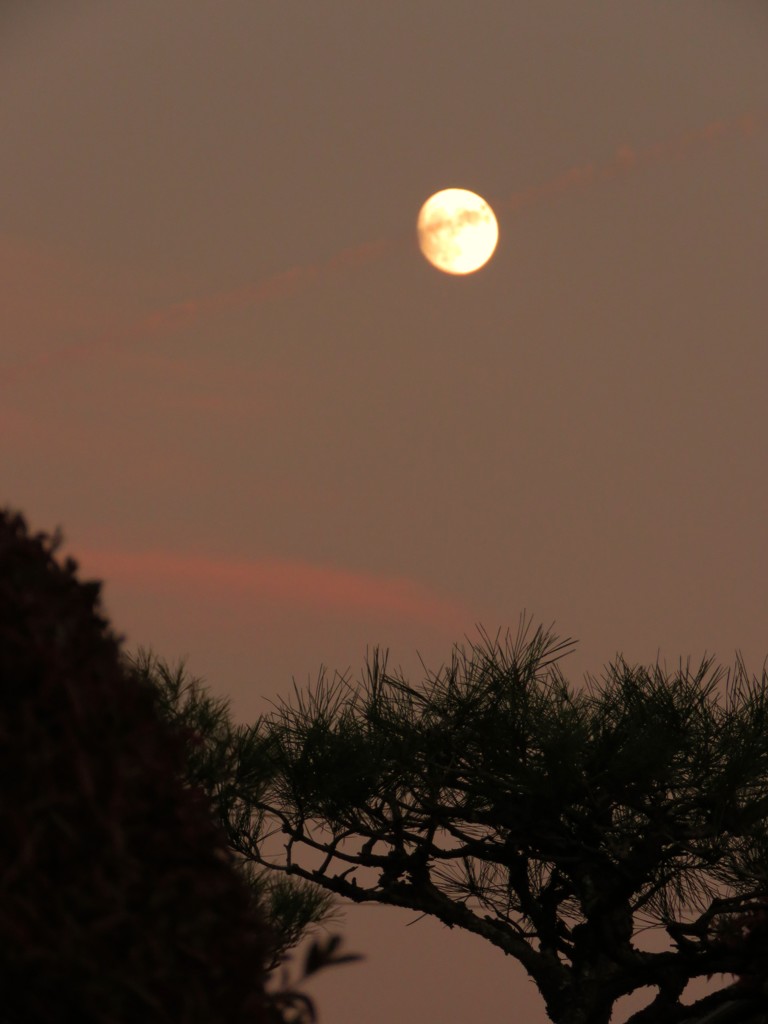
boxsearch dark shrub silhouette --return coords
[0,510,275,1023]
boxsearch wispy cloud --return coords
[499,109,764,213]
[136,237,393,339]
[0,235,391,389]
[74,546,473,630]
[2,107,763,390]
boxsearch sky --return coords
[2,2,767,1021]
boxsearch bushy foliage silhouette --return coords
[122,650,341,974]
[0,509,277,1023]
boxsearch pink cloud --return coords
[74,546,472,630]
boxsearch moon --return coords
[417,188,499,275]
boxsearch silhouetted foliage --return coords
[123,650,340,972]
[157,613,768,1024]
[0,509,279,1023]
[124,650,362,1023]
[708,905,768,996]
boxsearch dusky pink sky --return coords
[3,3,767,1022]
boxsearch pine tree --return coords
[148,615,768,1024]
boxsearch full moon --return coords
[417,188,499,275]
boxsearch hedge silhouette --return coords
[0,509,275,1023]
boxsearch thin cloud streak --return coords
[135,236,392,340]
[75,546,473,630]
[134,108,765,338]
[0,237,392,389]
[1,108,763,390]
[498,109,764,214]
